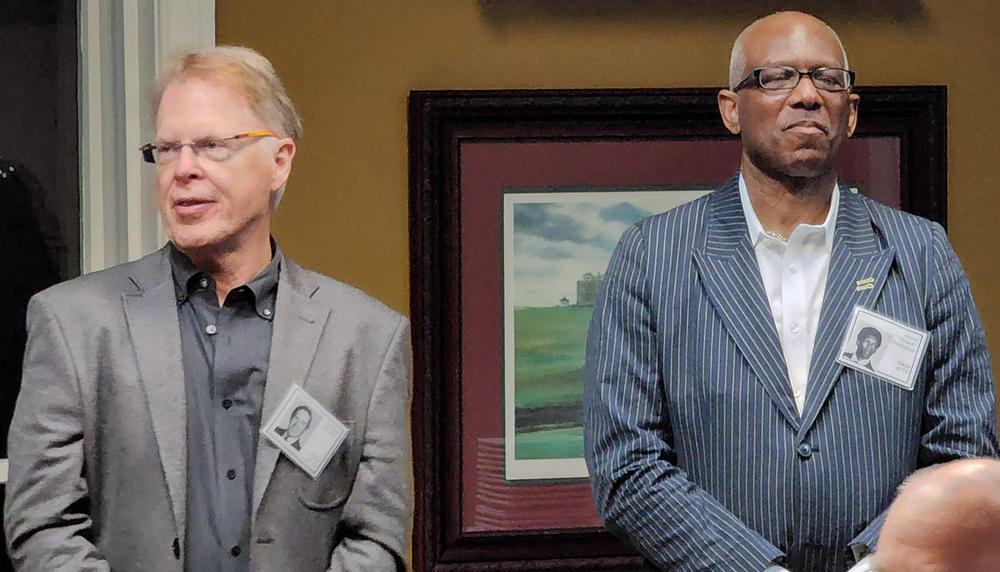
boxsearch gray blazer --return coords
[4,246,412,571]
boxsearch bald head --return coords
[875,458,1000,571]
[729,12,849,89]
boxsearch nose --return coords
[787,74,822,110]
[172,143,204,181]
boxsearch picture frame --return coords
[501,186,711,483]
[408,87,946,571]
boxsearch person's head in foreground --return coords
[874,458,1000,571]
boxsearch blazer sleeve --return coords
[584,225,784,571]
[327,317,413,571]
[3,294,111,571]
[850,222,999,552]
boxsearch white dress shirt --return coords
[738,174,838,414]
[741,179,876,571]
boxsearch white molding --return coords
[155,0,216,67]
[79,0,108,273]
[79,0,215,273]
[122,0,146,262]
[0,458,7,485]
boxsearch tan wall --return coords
[217,2,1000,387]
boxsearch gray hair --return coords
[152,45,302,209]
[728,13,849,90]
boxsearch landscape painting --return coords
[502,186,710,481]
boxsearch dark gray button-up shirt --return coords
[169,243,281,572]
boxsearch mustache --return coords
[783,119,829,134]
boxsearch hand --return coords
[847,555,875,572]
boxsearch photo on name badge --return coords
[837,306,929,390]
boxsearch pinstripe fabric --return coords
[583,174,999,571]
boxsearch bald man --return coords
[584,11,998,572]
[874,459,1000,572]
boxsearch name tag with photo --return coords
[261,384,350,479]
[836,306,929,391]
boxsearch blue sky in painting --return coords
[508,190,707,307]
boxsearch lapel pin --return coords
[856,277,875,291]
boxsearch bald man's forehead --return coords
[742,19,846,68]
[741,12,847,73]
[742,11,836,44]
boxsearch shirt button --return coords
[263,308,272,317]
[227,469,237,480]
[230,546,241,557]
[205,324,218,335]
[790,323,800,334]
[222,399,233,409]
[797,443,813,459]
[789,265,798,274]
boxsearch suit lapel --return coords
[121,247,188,539]
[693,178,800,429]
[252,259,329,518]
[798,190,895,436]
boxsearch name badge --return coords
[836,306,929,391]
[261,384,350,479]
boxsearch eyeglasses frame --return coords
[733,66,856,93]
[139,130,278,164]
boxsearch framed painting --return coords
[409,87,945,570]
[501,187,710,482]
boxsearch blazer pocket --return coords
[298,487,350,510]
[296,421,357,511]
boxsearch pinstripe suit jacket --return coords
[583,175,998,572]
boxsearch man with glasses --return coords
[584,11,997,572]
[5,47,412,571]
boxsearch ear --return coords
[717,89,741,135]
[846,92,860,137]
[270,138,296,191]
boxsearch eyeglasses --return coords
[139,131,277,164]
[734,66,856,92]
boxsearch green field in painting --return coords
[514,426,584,459]
[513,305,591,459]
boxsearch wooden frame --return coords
[408,87,946,571]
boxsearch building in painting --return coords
[576,272,604,306]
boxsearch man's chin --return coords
[774,160,838,182]
[747,148,837,183]
[168,228,225,255]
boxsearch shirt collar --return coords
[738,172,838,252]
[169,239,283,319]
[169,243,203,303]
